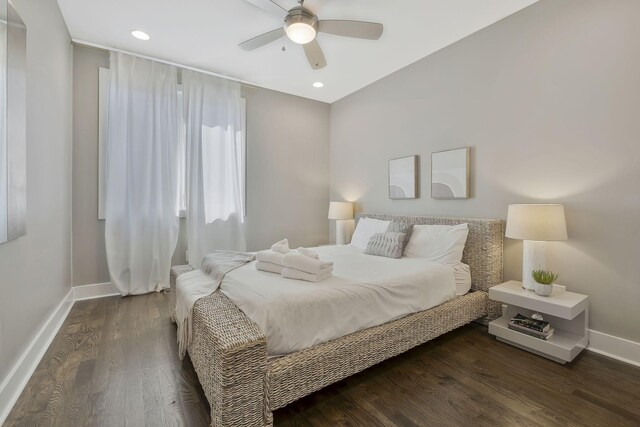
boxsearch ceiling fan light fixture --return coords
[284,7,318,44]
[286,22,316,44]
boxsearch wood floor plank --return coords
[5,294,640,427]
[473,347,635,426]
[428,338,571,425]
[572,389,640,424]
[436,340,606,426]
[56,358,95,426]
[401,356,544,426]
[84,297,117,427]
[422,353,558,426]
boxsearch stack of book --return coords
[508,313,554,340]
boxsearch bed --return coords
[169,213,504,427]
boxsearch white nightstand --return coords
[488,280,589,364]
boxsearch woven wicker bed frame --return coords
[169,213,504,427]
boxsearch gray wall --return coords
[330,0,640,342]
[72,45,330,285]
[0,0,73,384]
[72,46,110,285]
[243,86,330,251]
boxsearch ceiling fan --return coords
[239,0,384,70]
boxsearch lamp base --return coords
[335,219,355,245]
[522,240,547,290]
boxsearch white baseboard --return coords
[72,282,120,301]
[0,288,75,426]
[587,329,640,367]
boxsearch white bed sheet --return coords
[221,245,457,356]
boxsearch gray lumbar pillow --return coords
[364,232,407,259]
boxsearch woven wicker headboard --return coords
[355,213,504,292]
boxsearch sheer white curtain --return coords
[105,52,180,295]
[182,70,245,267]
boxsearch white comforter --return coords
[221,245,457,356]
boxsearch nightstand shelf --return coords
[488,280,589,364]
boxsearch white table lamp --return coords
[328,201,354,245]
[505,204,568,290]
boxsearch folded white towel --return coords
[256,261,284,274]
[271,239,290,254]
[282,267,332,282]
[297,247,319,259]
[283,252,333,275]
[256,249,289,265]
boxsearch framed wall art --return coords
[431,147,470,199]
[389,155,418,199]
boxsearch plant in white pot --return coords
[531,270,559,296]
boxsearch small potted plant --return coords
[531,270,559,297]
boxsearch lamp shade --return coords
[505,204,567,241]
[328,202,353,220]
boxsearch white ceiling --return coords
[58,0,537,103]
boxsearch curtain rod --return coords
[72,39,258,91]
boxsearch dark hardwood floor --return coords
[5,293,640,426]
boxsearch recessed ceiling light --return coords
[313,82,324,88]
[131,30,150,41]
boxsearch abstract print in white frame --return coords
[431,147,470,199]
[389,155,418,199]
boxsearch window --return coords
[98,68,246,220]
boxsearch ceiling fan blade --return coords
[239,28,286,51]
[303,39,327,70]
[318,20,383,40]
[243,0,288,17]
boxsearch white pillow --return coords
[451,261,472,295]
[403,223,469,263]
[350,217,390,249]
